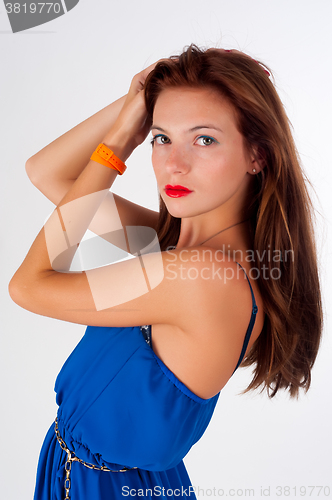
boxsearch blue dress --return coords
[33,263,258,500]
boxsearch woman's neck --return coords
[176,216,252,255]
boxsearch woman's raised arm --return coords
[26,95,127,192]
[26,92,159,242]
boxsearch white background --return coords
[1,1,331,499]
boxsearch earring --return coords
[252,168,256,173]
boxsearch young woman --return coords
[9,45,322,500]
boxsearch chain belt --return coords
[54,417,137,500]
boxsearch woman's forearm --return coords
[26,94,127,200]
[10,128,132,291]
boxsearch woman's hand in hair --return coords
[102,61,163,161]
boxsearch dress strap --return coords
[232,262,258,375]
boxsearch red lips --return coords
[165,185,193,198]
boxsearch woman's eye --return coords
[151,134,170,145]
[196,136,216,146]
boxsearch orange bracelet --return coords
[90,143,127,175]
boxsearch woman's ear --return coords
[248,146,266,175]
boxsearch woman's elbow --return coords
[8,275,22,306]
[8,272,30,310]
[25,157,41,186]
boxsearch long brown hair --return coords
[144,44,323,398]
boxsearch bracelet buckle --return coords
[96,143,114,163]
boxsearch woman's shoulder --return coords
[171,245,264,334]
[159,242,267,350]
[149,245,265,398]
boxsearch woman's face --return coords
[151,86,255,221]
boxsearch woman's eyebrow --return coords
[151,125,223,133]
[189,125,224,133]
[151,126,166,132]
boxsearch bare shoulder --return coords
[164,245,262,331]
[150,246,265,399]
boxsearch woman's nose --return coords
[164,146,191,174]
